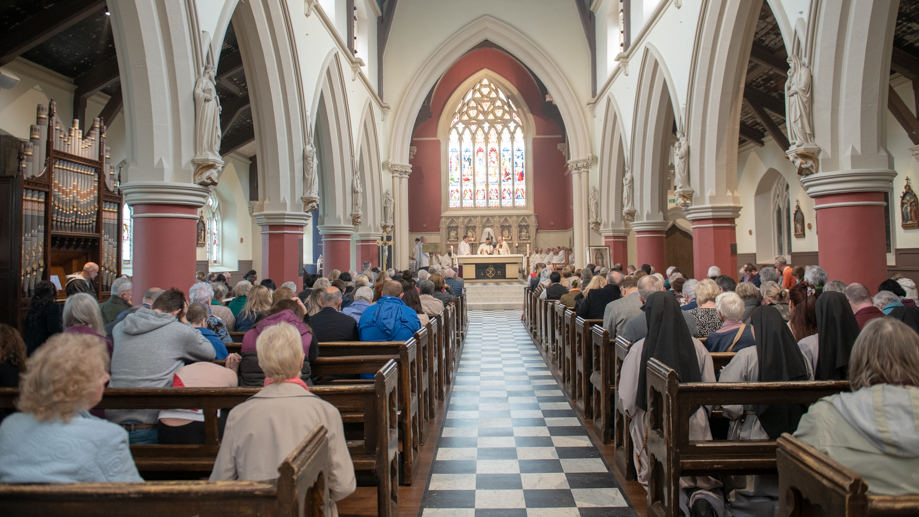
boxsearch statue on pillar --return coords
[589,186,601,230]
[192,64,223,186]
[301,125,320,212]
[382,189,394,234]
[351,169,363,226]
[622,165,636,222]
[785,54,820,176]
[671,130,693,207]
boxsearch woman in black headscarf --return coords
[799,292,860,380]
[718,305,812,517]
[618,292,722,516]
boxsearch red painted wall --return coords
[408,48,572,233]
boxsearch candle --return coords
[451,245,454,254]
[527,244,530,255]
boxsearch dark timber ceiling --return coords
[738,2,788,149]
[894,0,919,58]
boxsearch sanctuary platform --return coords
[458,254,524,283]
[464,281,526,311]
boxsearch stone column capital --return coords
[385,161,412,178]
[630,220,670,233]
[600,226,631,238]
[801,169,896,198]
[317,224,356,236]
[121,181,210,207]
[253,211,311,227]
[683,204,742,221]
[566,156,593,175]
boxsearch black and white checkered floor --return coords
[419,310,636,516]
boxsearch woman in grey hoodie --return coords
[794,317,919,495]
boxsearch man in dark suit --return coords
[544,272,569,301]
[309,287,359,342]
[577,271,623,319]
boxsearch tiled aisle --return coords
[419,311,636,517]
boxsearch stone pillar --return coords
[387,162,412,270]
[122,182,210,298]
[802,170,896,290]
[568,158,592,266]
[255,212,310,286]
[684,205,741,281]
[317,225,355,274]
[354,232,379,270]
[631,221,668,274]
[602,228,630,267]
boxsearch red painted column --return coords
[131,204,199,297]
[813,192,888,289]
[631,222,667,274]
[603,230,629,267]
[689,218,737,281]
[260,226,304,286]
[356,239,378,269]
[318,225,354,274]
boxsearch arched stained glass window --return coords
[122,204,132,267]
[205,193,221,265]
[448,78,526,208]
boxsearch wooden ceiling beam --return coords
[743,87,786,118]
[744,98,789,150]
[220,94,251,133]
[749,42,787,76]
[98,85,123,128]
[891,46,919,82]
[739,123,765,147]
[220,125,254,156]
[0,0,106,66]
[217,51,244,79]
[888,84,919,145]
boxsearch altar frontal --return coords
[457,254,523,282]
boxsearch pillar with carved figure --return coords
[802,170,895,290]
[631,221,668,274]
[568,158,592,266]
[255,212,310,287]
[684,205,741,281]
[602,228,630,267]
[388,162,412,270]
[122,182,210,299]
[317,225,355,275]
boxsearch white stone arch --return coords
[356,99,382,233]
[753,168,792,262]
[388,15,591,164]
[313,50,356,227]
[642,42,683,131]
[629,48,677,224]
[598,96,629,229]
[684,0,763,210]
[232,0,305,213]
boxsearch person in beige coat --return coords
[210,323,356,516]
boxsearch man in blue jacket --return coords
[359,280,420,341]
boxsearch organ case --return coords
[0,100,123,329]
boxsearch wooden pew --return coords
[449,303,460,383]
[562,308,576,398]
[590,326,613,444]
[426,316,441,411]
[320,340,421,486]
[777,434,919,517]
[552,302,565,371]
[442,304,456,388]
[413,326,432,444]
[455,294,466,343]
[229,331,245,343]
[542,300,555,357]
[0,424,333,517]
[574,317,602,420]
[0,361,400,517]
[644,358,850,517]
[226,342,241,355]
[523,286,532,333]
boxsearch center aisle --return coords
[419,310,637,516]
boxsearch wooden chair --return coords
[574,317,602,420]
[319,340,421,486]
[777,434,919,517]
[0,424,333,517]
[644,358,850,517]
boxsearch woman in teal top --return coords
[0,333,142,483]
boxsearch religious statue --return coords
[671,131,692,206]
[588,186,600,230]
[448,227,458,241]
[381,189,394,234]
[351,169,363,226]
[193,65,223,186]
[793,201,805,238]
[785,55,815,147]
[902,178,919,230]
[196,215,207,248]
[519,225,530,241]
[301,132,320,212]
[622,165,636,222]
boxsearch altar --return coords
[457,254,524,283]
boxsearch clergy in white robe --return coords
[718,305,812,517]
[618,292,724,517]
[477,239,494,255]
[495,236,511,255]
[458,236,472,256]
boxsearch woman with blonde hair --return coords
[560,265,575,288]
[235,285,273,332]
[0,333,142,482]
[795,318,919,495]
[327,269,342,283]
[62,293,113,356]
[307,278,332,317]
[228,280,253,317]
[211,323,355,513]
[581,274,606,298]
[687,278,723,338]
[759,281,790,321]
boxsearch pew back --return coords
[590,326,613,444]
[574,317,602,420]
[563,309,577,398]
[613,336,636,480]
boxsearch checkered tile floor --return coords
[419,311,635,517]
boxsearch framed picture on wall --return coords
[901,178,919,230]
[587,246,611,270]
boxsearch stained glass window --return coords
[122,204,132,267]
[447,78,526,208]
[205,193,221,265]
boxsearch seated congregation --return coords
[0,263,466,516]
[525,257,919,517]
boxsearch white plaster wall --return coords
[381,0,592,161]
[0,59,76,139]
[888,78,919,255]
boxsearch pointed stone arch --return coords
[598,97,629,230]
[313,50,356,228]
[356,99,383,234]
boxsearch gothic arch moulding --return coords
[598,97,629,229]
[356,99,383,233]
[313,50,356,226]
[388,15,591,165]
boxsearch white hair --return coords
[666,266,676,277]
[897,278,918,304]
[707,266,722,277]
[418,270,430,281]
[804,266,827,288]
[637,274,664,301]
[683,279,698,301]
[281,281,298,292]
[873,291,901,311]
[354,286,373,302]
[111,276,132,297]
[715,292,744,322]
[188,282,215,305]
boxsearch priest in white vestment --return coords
[458,236,472,256]
[477,238,495,255]
[494,236,511,255]
[619,292,724,517]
